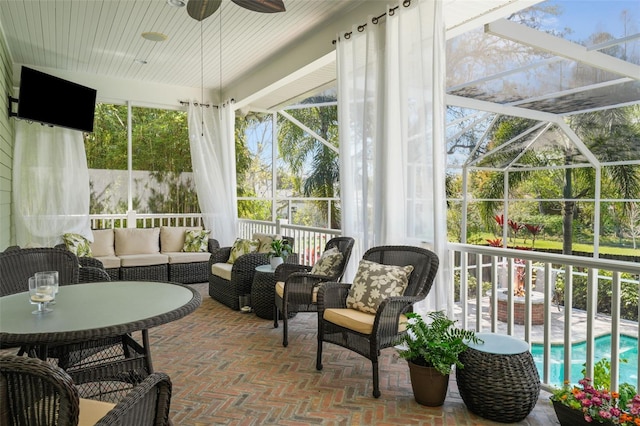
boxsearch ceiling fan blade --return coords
[231,0,286,14]
[187,0,222,21]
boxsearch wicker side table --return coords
[456,332,540,423]
[251,265,280,319]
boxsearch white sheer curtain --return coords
[338,0,449,314]
[187,101,237,247]
[13,121,91,247]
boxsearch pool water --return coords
[530,334,638,388]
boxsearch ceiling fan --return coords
[186,0,286,21]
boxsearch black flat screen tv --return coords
[17,66,97,133]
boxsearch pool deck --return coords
[455,296,639,345]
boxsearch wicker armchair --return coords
[273,236,355,347]
[208,236,297,310]
[0,354,172,426]
[315,245,439,398]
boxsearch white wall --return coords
[0,26,13,250]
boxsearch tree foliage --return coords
[277,97,340,228]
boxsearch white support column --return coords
[126,101,135,228]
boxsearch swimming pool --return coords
[530,334,638,388]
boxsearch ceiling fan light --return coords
[141,32,168,42]
[167,0,186,7]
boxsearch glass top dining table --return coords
[0,281,201,345]
[0,280,201,398]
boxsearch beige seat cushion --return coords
[114,228,160,256]
[274,281,319,303]
[94,255,121,269]
[160,226,202,253]
[323,308,407,335]
[211,262,233,281]
[119,253,168,267]
[78,398,116,426]
[91,229,115,257]
[167,252,211,264]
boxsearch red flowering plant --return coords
[550,359,640,425]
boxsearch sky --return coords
[544,0,639,42]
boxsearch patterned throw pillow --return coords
[253,233,281,254]
[310,247,344,277]
[227,238,258,264]
[346,259,414,314]
[62,233,93,257]
[183,229,211,252]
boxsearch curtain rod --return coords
[179,101,213,108]
[179,99,235,109]
[331,0,410,45]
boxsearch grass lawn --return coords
[467,233,640,257]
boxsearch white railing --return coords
[90,213,203,229]
[238,218,342,265]
[449,242,640,392]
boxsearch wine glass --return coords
[28,275,54,314]
[35,271,59,304]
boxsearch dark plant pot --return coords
[551,400,614,426]
[407,361,449,406]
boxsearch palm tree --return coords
[477,106,640,255]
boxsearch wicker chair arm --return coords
[78,256,104,269]
[372,295,426,342]
[275,263,312,281]
[79,266,111,283]
[280,272,330,304]
[317,282,351,310]
[95,372,172,425]
[209,246,232,265]
[208,238,220,252]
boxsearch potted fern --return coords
[396,311,481,406]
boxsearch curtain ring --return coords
[357,24,366,32]
[372,16,379,25]
[389,8,395,16]
[403,0,411,7]
[344,31,351,39]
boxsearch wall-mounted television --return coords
[17,67,97,133]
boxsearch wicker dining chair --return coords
[273,236,355,347]
[0,247,80,296]
[315,245,439,398]
[0,354,172,426]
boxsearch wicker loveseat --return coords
[82,226,217,283]
[209,234,296,310]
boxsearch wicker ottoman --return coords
[456,332,540,423]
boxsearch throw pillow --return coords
[183,229,211,252]
[63,233,93,257]
[227,238,258,264]
[346,259,414,314]
[310,247,344,277]
[253,233,281,254]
